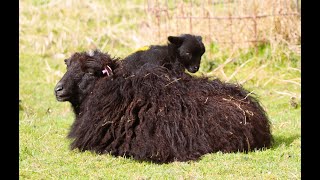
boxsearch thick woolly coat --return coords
[55,50,272,164]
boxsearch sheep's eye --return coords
[64,59,70,68]
[185,53,190,56]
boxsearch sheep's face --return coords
[54,51,114,104]
[54,54,92,103]
[168,34,205,73]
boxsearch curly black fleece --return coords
[55,50,272,164]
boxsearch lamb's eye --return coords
[185,53,192,58]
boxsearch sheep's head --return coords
[54,50,116,105]
[168,34,205,73]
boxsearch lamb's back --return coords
[122,45,170,73]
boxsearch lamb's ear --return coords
[168,36,184,46]
[81,58,104,76]
[196,36,202,42]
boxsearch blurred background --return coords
[146,0,300,49]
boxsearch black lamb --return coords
[122,34,205,75]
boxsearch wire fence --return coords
[144,0,300,49]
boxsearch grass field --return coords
[19,0,301,179]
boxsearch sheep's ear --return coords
[168,36,184,46]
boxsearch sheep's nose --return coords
[54,83,63,93]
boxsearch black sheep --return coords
[54,50,272,163]
[122,34,205,74]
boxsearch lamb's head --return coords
[168,34,205,73]
[54,50,116,105]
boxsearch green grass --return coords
[19,0,300,179]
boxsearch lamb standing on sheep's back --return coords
[54,50,273,163]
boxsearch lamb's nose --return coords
[192,66,199,72]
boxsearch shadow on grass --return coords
[271,133,301,149]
